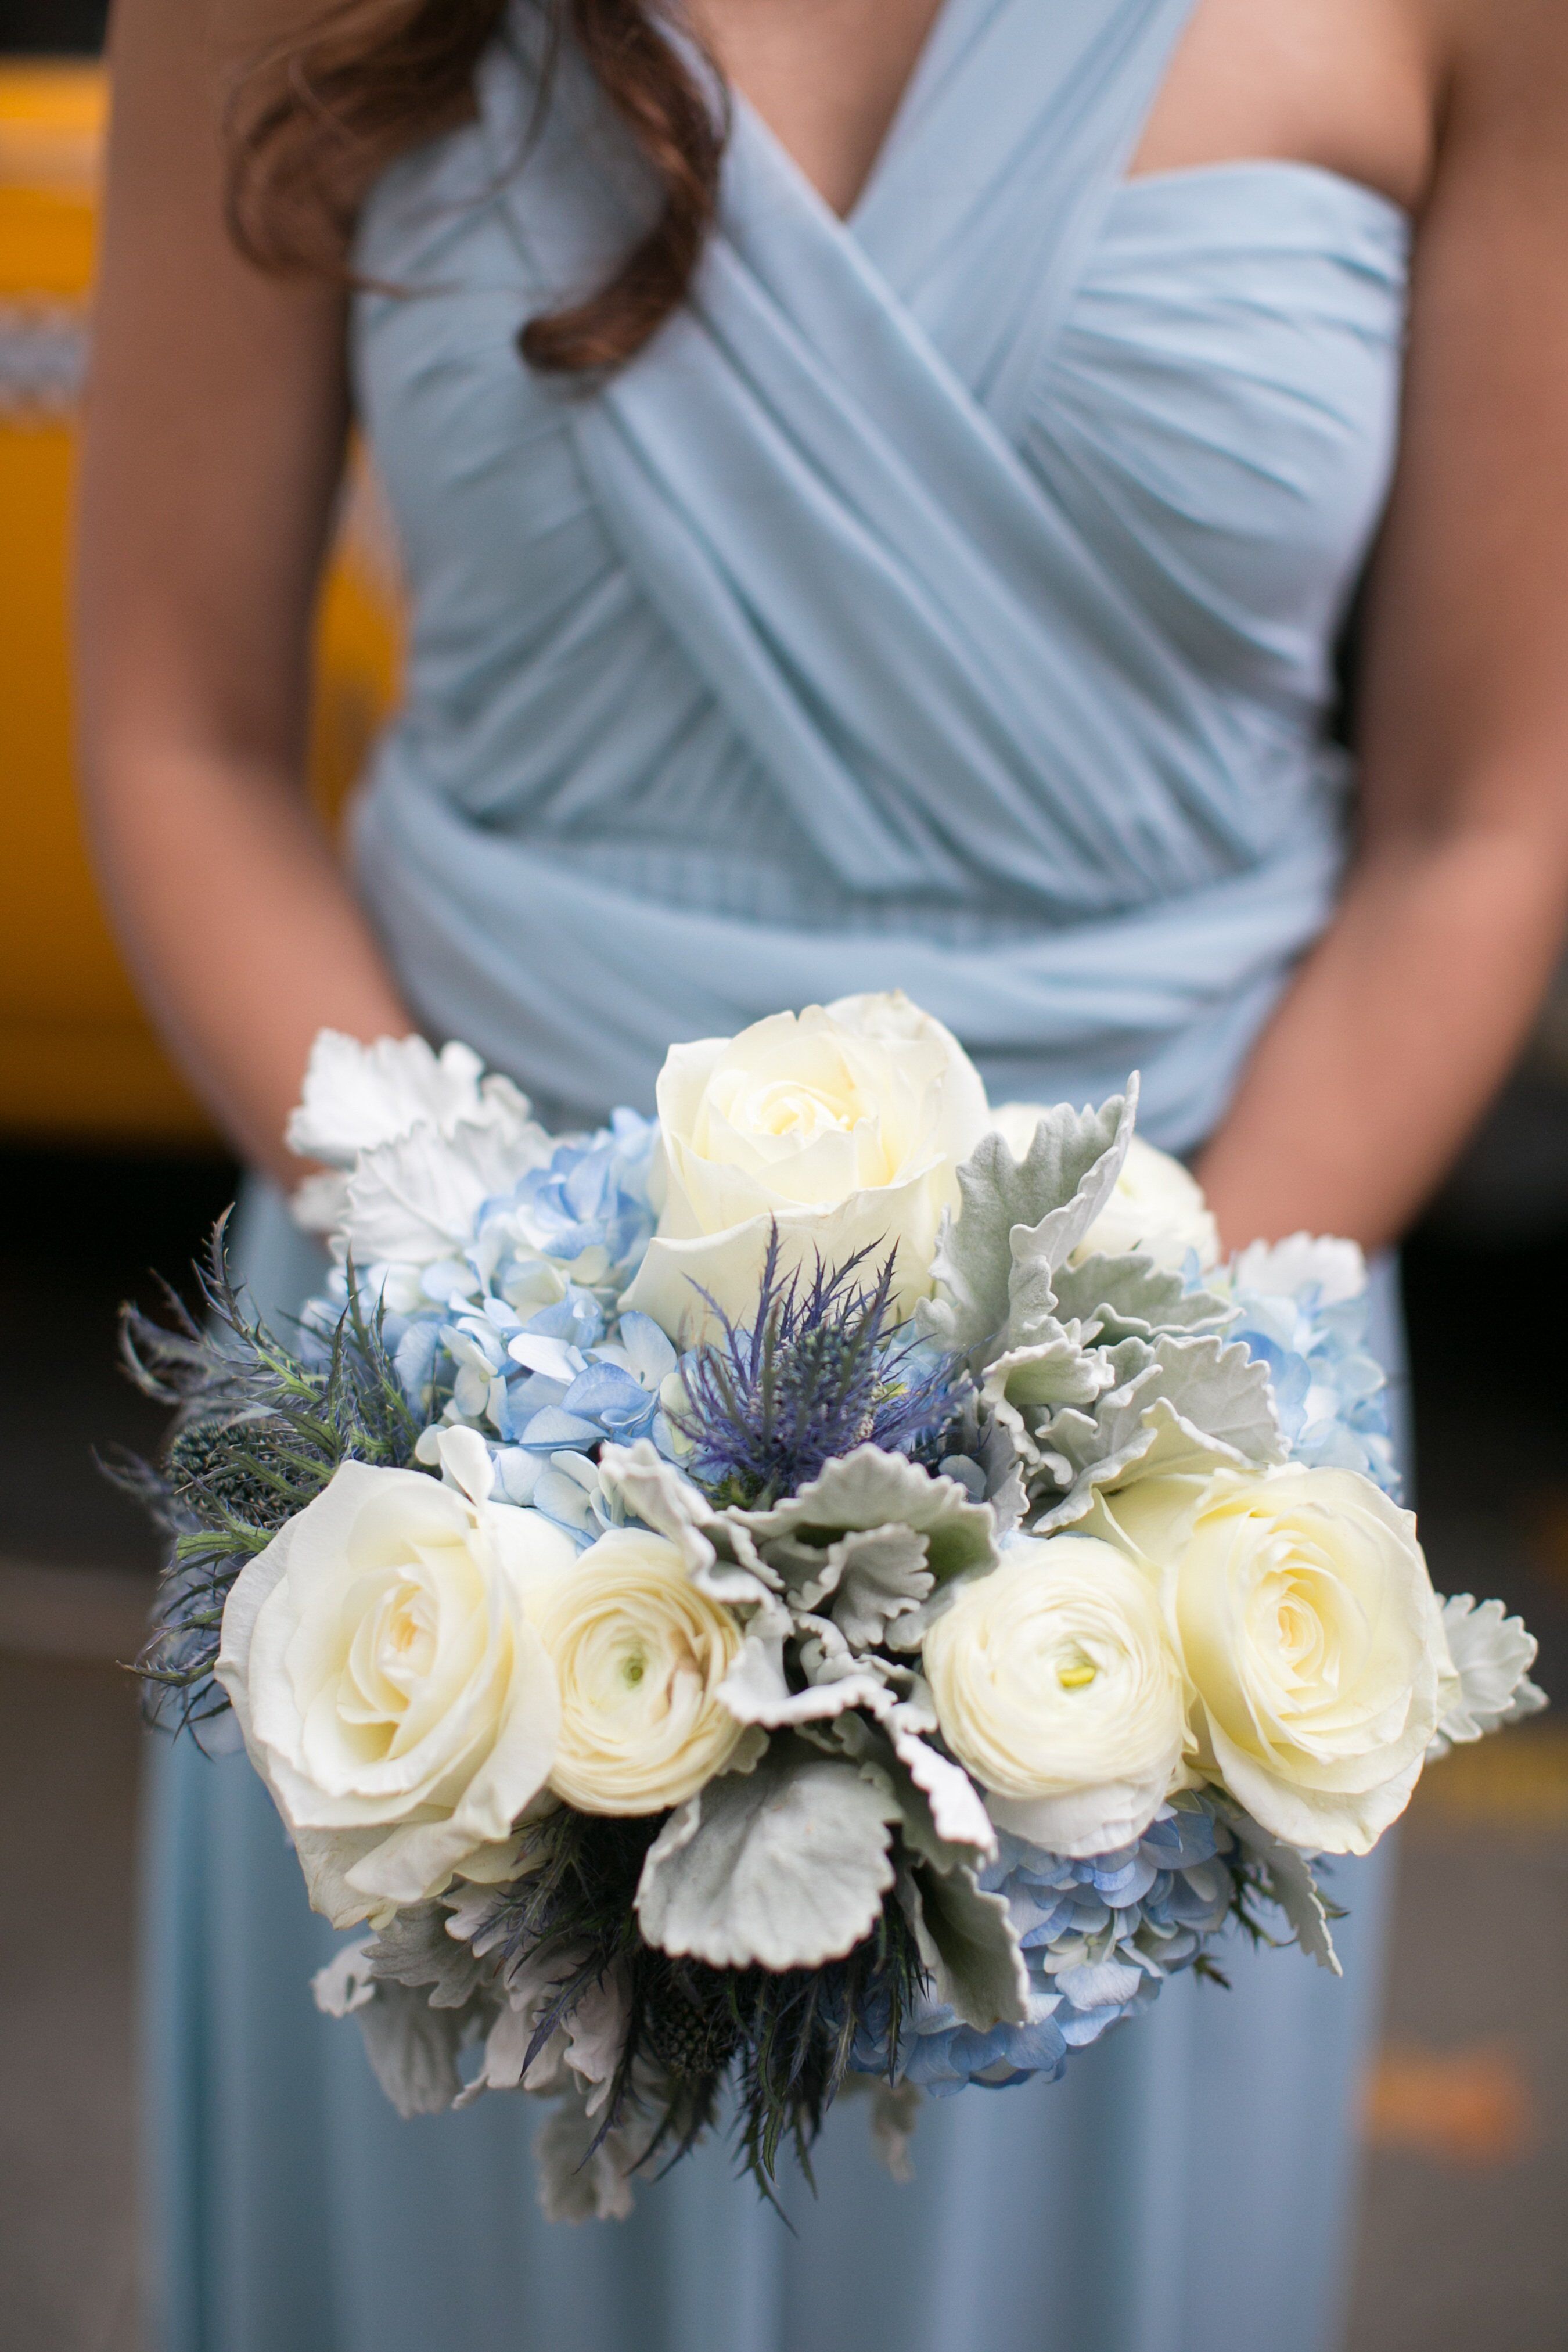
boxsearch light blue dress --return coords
[144,0,1415,2344]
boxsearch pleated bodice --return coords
[348,0,1409,1143]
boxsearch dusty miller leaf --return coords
[1051,1252,1236,1344]
[835,1711,997,1871]
[981,1336,1117,1473]
[1123,1333,1282,1466]
[368,1900,495,2009]
[858,2075,924,2182]
[636,1740,901,1970]
[910,1862,1030,2031]
[1227,1809,1342,1975]
[825,1526,935,1648]
[736,1447,998,1583]
[358,1983,469,2117]
[598,1438,779,1602]
[717,1637,890,1729]
[1028,1335,1283,1531]
[312,1948,470,2118]
[533,2087,662,2224]
[923,1090,1137,1356]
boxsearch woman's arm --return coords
[1196,0,1568,1252]
[75,0,412,1184]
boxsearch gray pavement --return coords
[1,1650,141,2352]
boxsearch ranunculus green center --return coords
[537,1529,746,1814]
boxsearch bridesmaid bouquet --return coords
[125,992,1544,2218]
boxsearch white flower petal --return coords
[925,1534,1186,1860]
[287,1033,492,1166]
[1103,1463,1445,1857]
[1430,1593,1545,1752]
[630,994,988,1343]
[217,1461,563,1921]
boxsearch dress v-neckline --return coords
[725,0,986,232]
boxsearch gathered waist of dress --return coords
[350,751,1347,1153]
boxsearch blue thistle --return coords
[675,1228,970,1508]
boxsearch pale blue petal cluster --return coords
[857,1800,1236,2095]
[302,1113,666,1531]
[485,1110,660,1293]
[415,1285,678,1541]
[484,1304,679,1511]
[1225,1271,1398,1496]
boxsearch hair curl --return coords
[225,0,727,373]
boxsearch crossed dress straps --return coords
[348,0,1407,1143]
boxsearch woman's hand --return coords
[74,0,413,1184]
[1196,0,1568,1253]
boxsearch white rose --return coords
[922,1535,1189,1857]
[989,1109,1219,1273]
[533,1528,747,1813]
[1101,1465,1443,1853]
[624,991,990,1341]
[1081,1135,1220,1271]
[216,1441,578,1927]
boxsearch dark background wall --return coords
[0,1,109,51]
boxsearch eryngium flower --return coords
[675,1230,969,1508]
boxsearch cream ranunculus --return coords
[624,991,990,1341]
[534,1528,747,1813]
[216,1441,578,1927]
[989,1109,1219,1273]
[1102,1466,1443,1853]
[923,1535,1189,1856]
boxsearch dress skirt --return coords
[142,1179,1404,2352]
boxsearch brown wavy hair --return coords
[225,0,727,373]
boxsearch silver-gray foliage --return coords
[1050,1251,1235,1344]
[921,1091,1137,1358]
[636,1740,903,1970]
[312,1939,478,2118]
[1222,1804,1341,1975]
[905,1859,1030,2032]
[1022,1333,1285,1533]
[368,1898,498,2010]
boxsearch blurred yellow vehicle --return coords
[0,60,401,1143]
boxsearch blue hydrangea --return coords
[301,1113,667,1526]
[484,1110,659,1295]
[409,1286,678,1534]
[1225,1270,1398,1497]
[855,1799,1237,2095]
